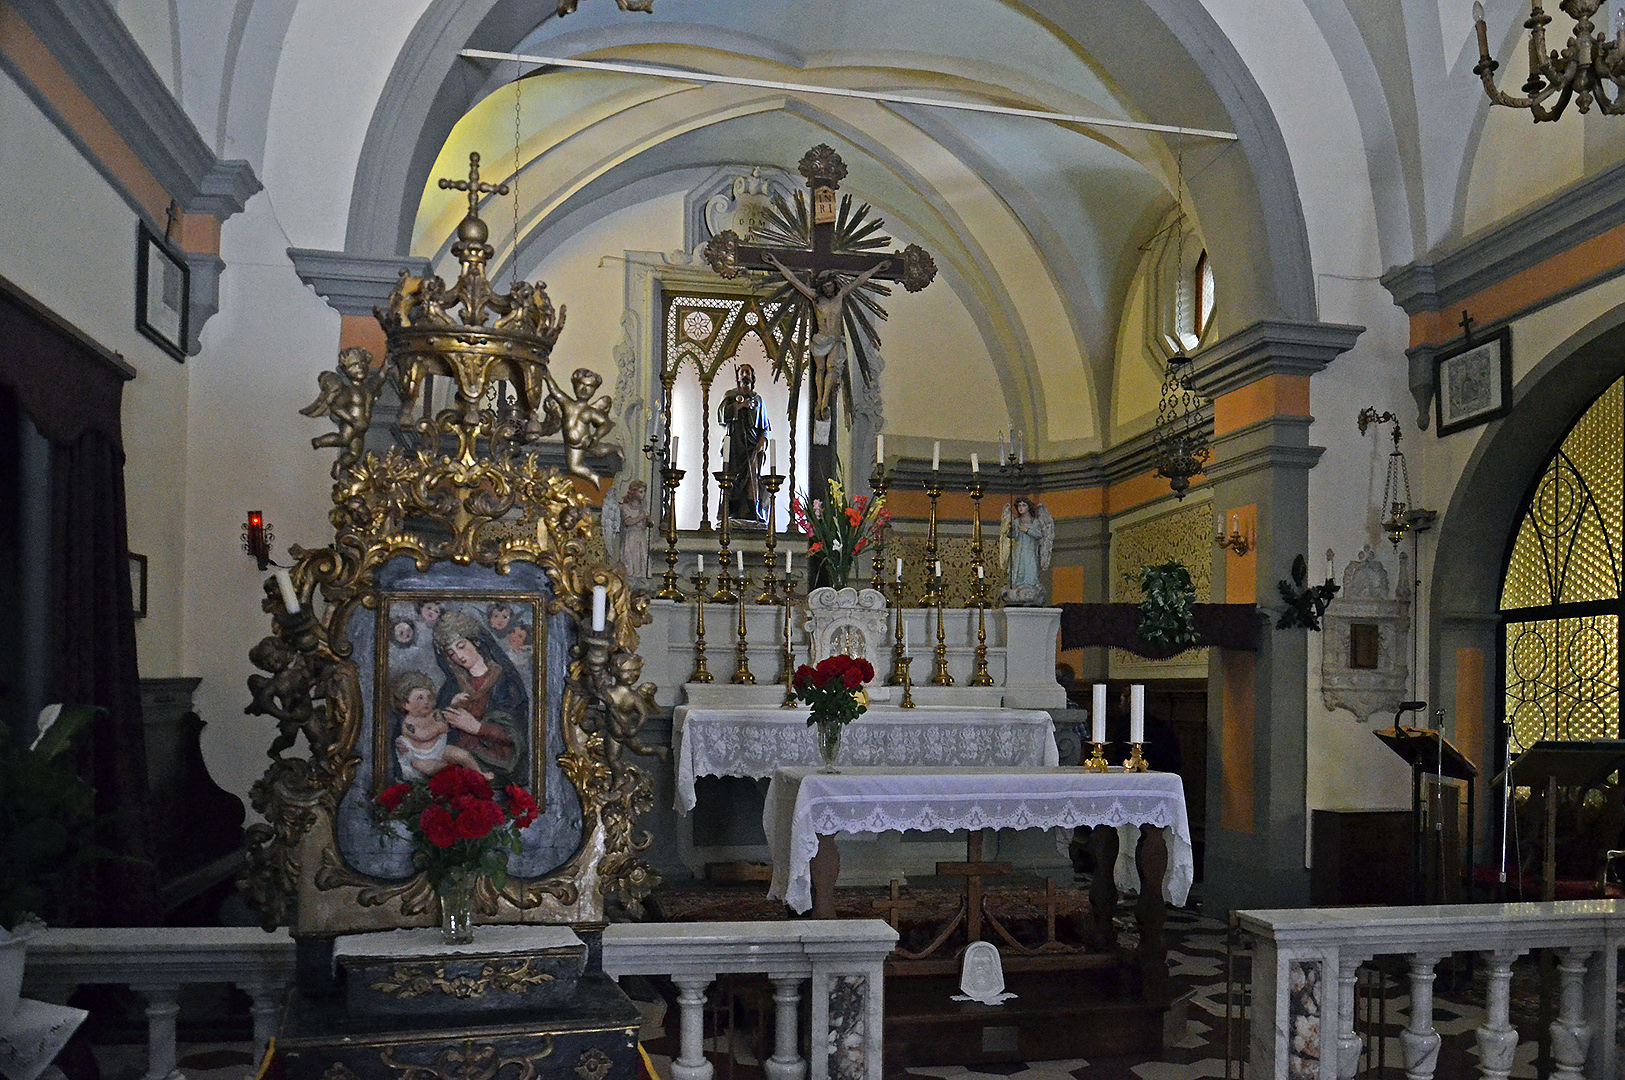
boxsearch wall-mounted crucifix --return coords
[704,143,937,501]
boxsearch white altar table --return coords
[764,766,1193,915]
[672,705,1060,813]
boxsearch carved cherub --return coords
[577,636,664,775]
[301,347,385,471]
[541,367,615,484]
[247,634,316,757]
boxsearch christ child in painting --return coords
[391,670,492,780]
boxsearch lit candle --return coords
[1130,684,1145,745]
[1092,684,1107,744]
[971,452,980,474]
[932,441,941,471]
[273,569,299,615]
[1473,1,1490,57]
[591,584,607,632]
[876,434,885,464]
[896,557,903,580]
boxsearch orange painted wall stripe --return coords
[1050,564,1084,603]
[0,2,170,223]
[1212,374,1311,436]
[339,315,388,359]
[1219,650,1255,833]
[1410,217,1625,348]
[175,212,220,256]
[1221,503,1257,603]
[1045,486,1105,517]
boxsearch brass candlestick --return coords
[930,570,955,686]
[868,466,889,593]
[656,462,685,601]
[732,570,756,684]
[899,654,916,708]
[970,596,994,686]
[779,574,799,706]
[1085,743,1109,772]
[967,476,988,606]
[757,471,784,603]
[712,470,737,603]
[689,566,713,684]
[886,577,909,686]
[923,476,943,607]
[1124,743,1149,772]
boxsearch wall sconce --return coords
[1276,550,1339,631]
[242,511,274,571]
[1214,511,1251,556]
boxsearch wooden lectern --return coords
[1375,726,1479,904]
[1492,739,1625,901]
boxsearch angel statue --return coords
[601,478,652,582]
[300,346,386,473]
[999,494,1054,606]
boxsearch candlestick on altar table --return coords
[1092,685,1107,743]
[656,459,686,600]
[887,573,909,686]
[869,457,890,593]
[758,469,785,603]
[711,468,737,603]
[923,469,944,607]
[967,473,988,607]
[930,561,954,687]
[778,574,797,706]
[970,587,994,686]
[1130,684,1145,744]
[732,566,755,685]
[688,562,713,684]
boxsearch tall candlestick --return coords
[1130,684,1145,745]
[1092,684,1107,743]
[273,569,300,614]
[591,584,607,632]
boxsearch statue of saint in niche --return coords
[718,363,771,524]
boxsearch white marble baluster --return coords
[1334,953,1369,1080]
[671,974,716,1080]
[1400,953,1443,1080]
[236,978,283,1066]
[766,975,807,1080]
[1475,950,1521,1080]
[130,982,184,1080]
[1550,948,1594,1080]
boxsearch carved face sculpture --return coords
[1012,496,1034,519]
[735,364,756,394]
[817,274,839,298]
[626,480,647,504]
[572,368,602,398]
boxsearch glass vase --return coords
[437,870,476,944]
[815,718,842,772]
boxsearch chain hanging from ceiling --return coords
[1151,144,1209,500]
[1358,407,1414,546]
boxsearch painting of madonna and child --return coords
[376,595,540,793]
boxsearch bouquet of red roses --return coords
[373,766,538,891]
[792,654,875,728]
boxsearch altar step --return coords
[884,971,1168,1070]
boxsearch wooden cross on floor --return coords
[704,144,937,495]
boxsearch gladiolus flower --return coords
[845,507,862,526]
[809,541,823,552]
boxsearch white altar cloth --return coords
[673,705,1060,813]
[764,766,1193,915]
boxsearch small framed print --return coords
[1434,326,1512,436]
[129,552,148,619]
[135,221,189,361]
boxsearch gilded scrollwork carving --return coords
[369,959,556,1000]
[241,150,660,935]
[573,1049,612,1080]
[379,1041,553,1080]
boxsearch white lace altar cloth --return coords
[673,706,1060,813]
[765,766,1193,915]
[0,1000,87,1080]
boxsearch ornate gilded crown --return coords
[379,152,567,423]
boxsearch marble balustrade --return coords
[1237,900,1624,1080]
[22,927,297,1080]
[602,920,899,1080]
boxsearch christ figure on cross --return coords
[763,252,891,421]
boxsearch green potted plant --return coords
[0,704,104,1013]
[1128,561,1202,653]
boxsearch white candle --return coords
[721,434,730,465]
[876,434,885,464]
[932,441,941,471]
[1017,431,1025,465]
[737,549,744,573]
[971,452,980,473]
[697,554,705,572]
[786,549,793,572]
[1230,513,1239,535]
[1091,684,1107,743]
[977,565,984,578]
[591,584,607,632]
[1325,549,1336,583]
[896,557,903,580]
[671,436,680,463]
[1130,684,1145,745]
[934,559,942,577]
[273,569,299,614]
[769,438,777,472]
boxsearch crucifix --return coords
[705,144,938,501]
[438,152,510,275]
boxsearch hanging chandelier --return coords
[1152,351,1210,500]
[1358,408,1413,547]
[1471,0,1625,120]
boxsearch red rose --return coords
[793,664,819,691]
[454,798,506,840]
[841,667,864,690]
[419,803,458,848]
[428,765,491,802]
[506,784,538,828]
[853,658,875,683]
[377,783,412,813]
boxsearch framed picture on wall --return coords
[129,552,148,619]
[1433,326,1511,436]
[135,221,189,361]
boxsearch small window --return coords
[1349,623,1380,669]
[1194,250,1214,337]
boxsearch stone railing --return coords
[1237,900,1623,1080]
[603,919,899,1080]
[22,927,297,1080]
